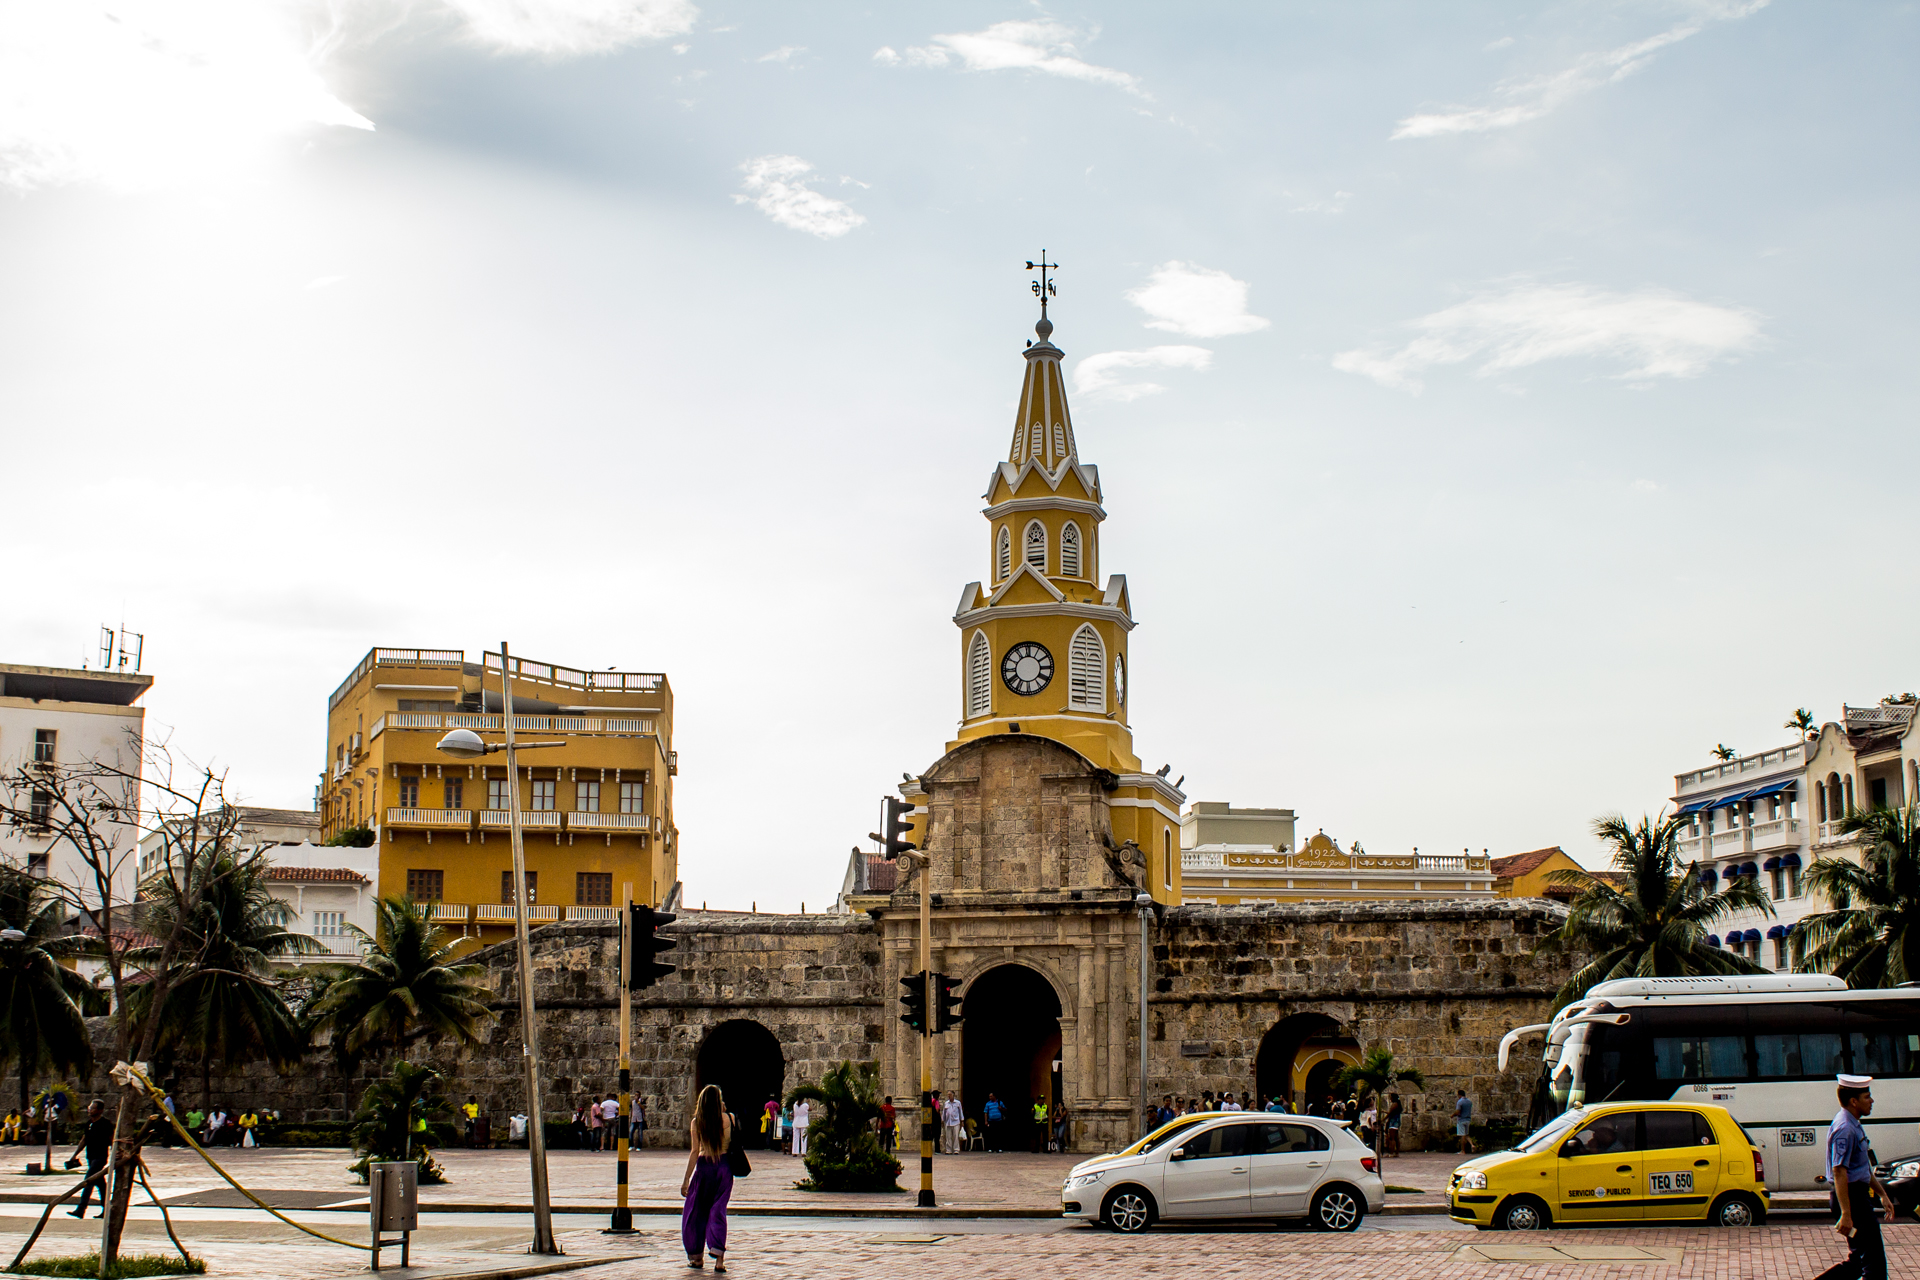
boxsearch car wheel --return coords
[1709,1193,1763,1227]
[1309,1184,1364,1232]
[1102,1186,1156,1234]
[1494,1196,1552,1231]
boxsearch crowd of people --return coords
[1140,1088,1420,1156]
[1,1092,277,1151]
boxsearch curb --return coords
[395,1256,639,1280]
[408,1203,1064,1219]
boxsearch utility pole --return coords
[1136,891,1153,1138]
[917,852,935,1208]
[608,882,635,1234]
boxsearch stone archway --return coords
[961,964,1062,1152]
[1255,1012,1361,1113]
[694,1019,785,1140]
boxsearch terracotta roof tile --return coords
[1489,847,1567,880]
[864,856,898,894]
[263,866,368,884]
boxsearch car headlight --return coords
[1456,1170,1488,1192]
[1066,1172,1107,1189]
[1892,1162,1920,1181]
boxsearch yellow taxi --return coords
[1448,1101,1769,1230]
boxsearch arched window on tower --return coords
[1068,624,1105,711]
[1163,827,1173,890]
[996,526,1011,581]
[1024,520,1047,571]
[1060,522,1082,577]
[966,631,991,719]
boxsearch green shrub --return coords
[347,1061,456,1185]
[8,1253,205,1278]
[786,1062,901,1193]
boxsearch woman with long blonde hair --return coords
[679,1084,735,1271]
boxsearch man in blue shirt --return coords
[1819,1074,1890,1280]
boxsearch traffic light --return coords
[628,903,678,990]
[869,796,919,860]
[899,970,927,1034]
[932,971,963,1033]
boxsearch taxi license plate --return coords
[1649,1172,1694,1195]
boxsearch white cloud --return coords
[1289,190,1352,215]
[1393,2,1766,140]
[0,0,372,191]
[1632,478,1662,493]
[1332,282,1761,393]
[1125,262,1270,338]
[1073,346,1213,401]
[1485,36,1515,51]
[757,45,803,64]
[443,0,697,56]
[732,155,866,239]
[875,21,1143,95]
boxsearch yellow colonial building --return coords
[320,647,676,948]
[899,302,1185,901]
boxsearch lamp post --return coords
[1135,891,1153,1138]
[435,641,566,1256]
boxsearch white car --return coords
[1062,1112,1385,1233]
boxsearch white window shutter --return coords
[997,527,1011,580]
[1061,522,1081,577]
[967,632,992,718]
[1025,521,1047,570]
[1069,625,1105,710]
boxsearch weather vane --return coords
[1026,252,1058,325]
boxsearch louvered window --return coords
[1024,521,1047,570]
[1068,624,1105,710]
[1060,522,1081,577]
[1052,423,1065,460]
[966,631,992,718]
[996,527,1011,580]
[1028,423,1043,459]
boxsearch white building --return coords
[0,662,151,910]
[1675,739,1815,969]
[1178,801,1495,904]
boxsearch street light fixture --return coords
[434,642,566,1256]
[0,925,26,943]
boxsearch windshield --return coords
[1514,1109,1586,1155]
[1117,1117,1211,1158]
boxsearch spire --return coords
[1009,253,1077,470]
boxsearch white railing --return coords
[370,714,385,740]
[1416,855,1469,873]
[1713,832,1748,853]
[484,651,663,694]
[331,647,464,710]
[479,810,561,829]
[568,812,652,832]
[387,807,473,828]
[605,718,655,734]
[566,906,619,921]
[387,713,444,729]
[403,713,655,736]
[1678,836,1705,857]
[1181,850,1227,870]
[474,904,560,922]
[429,903,470,922]
[1676,744,1808,792]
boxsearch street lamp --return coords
[0,926,25,943]
[435,641,566,1256]
[1136,891,1153,1139]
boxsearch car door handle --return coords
[1307,1162,1325,1168]
[1695,1160,1712,1167]
[1616,1165,1633,1173]
[1230,1168,1245,1174]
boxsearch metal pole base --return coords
[603,1208,635,1234]
[917,1189,935,1208]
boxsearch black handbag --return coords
[726,1116,751,1178]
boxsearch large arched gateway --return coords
[961,964,1062,1151]
[694,1019,786,1131]
[1255,1012,1361,1112]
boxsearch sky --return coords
[2,0,1916,909]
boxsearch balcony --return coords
[375,712,657,738]
[484,650,663,695]
[568,812,655,833]
[479,809,561,830]
[1712,831,1748,855]
[428,903,470,924]
[1675,743,1809,794]
[1678,836,1705,859]
[473,904,560,923]
[387,807,474,830]
[1749,818,1804,853]
[566,906,619,922]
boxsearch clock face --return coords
[1113,654,1126,707]
[1000,641,1054,696]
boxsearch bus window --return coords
[1850,1030,1917,1076]
[1654,1035,1746,1081]
[1754,1032,1844,1078]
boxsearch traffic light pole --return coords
[500,642,559,1255]
[608,882,634,1234]
[914,852,935,1209]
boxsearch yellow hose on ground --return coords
[115,1061,374,1252]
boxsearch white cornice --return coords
[982,495,1106,521]
[1109,795,1182,824]
[954,601,1137,632]
[984,561,1066,608]
[1115,772,1187,808]
[983,458,1102,504]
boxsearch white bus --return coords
[1500,974,1920,1192]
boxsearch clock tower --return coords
[935,259,1186,900]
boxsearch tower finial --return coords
[1026,252,1058,343]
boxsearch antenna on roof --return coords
[100,626,144,673]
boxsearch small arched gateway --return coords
[694,1019,786,1132]
[1255,1012,1361,1113]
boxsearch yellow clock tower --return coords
[925,260,1185,900]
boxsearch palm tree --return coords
[348,1060,458,1184]
[0,868,92,1117]
[786,1061,900,1192]
[308,896,493,1063]
[127,852,322,1109]
[1792,806,1920,985]
[1334,1046,1426,1162]
[1538,813,1772,1010]
[1712,744,1738,761]
[1785,708,1815,738]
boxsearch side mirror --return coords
[1168,1146,1186,1161]
[1559,1139,1583,1159]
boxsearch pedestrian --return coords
[1454,1089,1473,1155]
[982,1093,1006,1151]
[633,1098,648,1150]
[1030,1095,1047,1152]
[1358,1100,1376,1149]
[158,1092,176,1148]
[66,1101,112,1219]
[942,1093,964,1155]
[680,1084,735,1273]
[601,1094,621,1150]
[205,1104,227,1146]
[1385,1093,1402,1157]
[1818,1074,1889,1280]
[238,1108,260,1148]
[878,1096,897,1154]
[1156,1095,1176,1126]
[2,1107,21,1143]
[779,1102,792,1154]
[1050,1100,1068,1153]
[462,1096,480,1147]
[760,1096,779,1150]
[791,1097,810,1157]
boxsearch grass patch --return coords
[8,1253,205,1279]
[1385,1185,1426,1195]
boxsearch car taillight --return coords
[1362,1156,1377,1174]
[1753,1148,1765,1183]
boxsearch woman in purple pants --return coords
[680,1085,734,1272]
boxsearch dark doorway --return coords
[1255,1012,1359,1112]
[961,965,1062,1152]
[694,1020,785,1142]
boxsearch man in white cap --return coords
[1818,1074,1888,1280]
